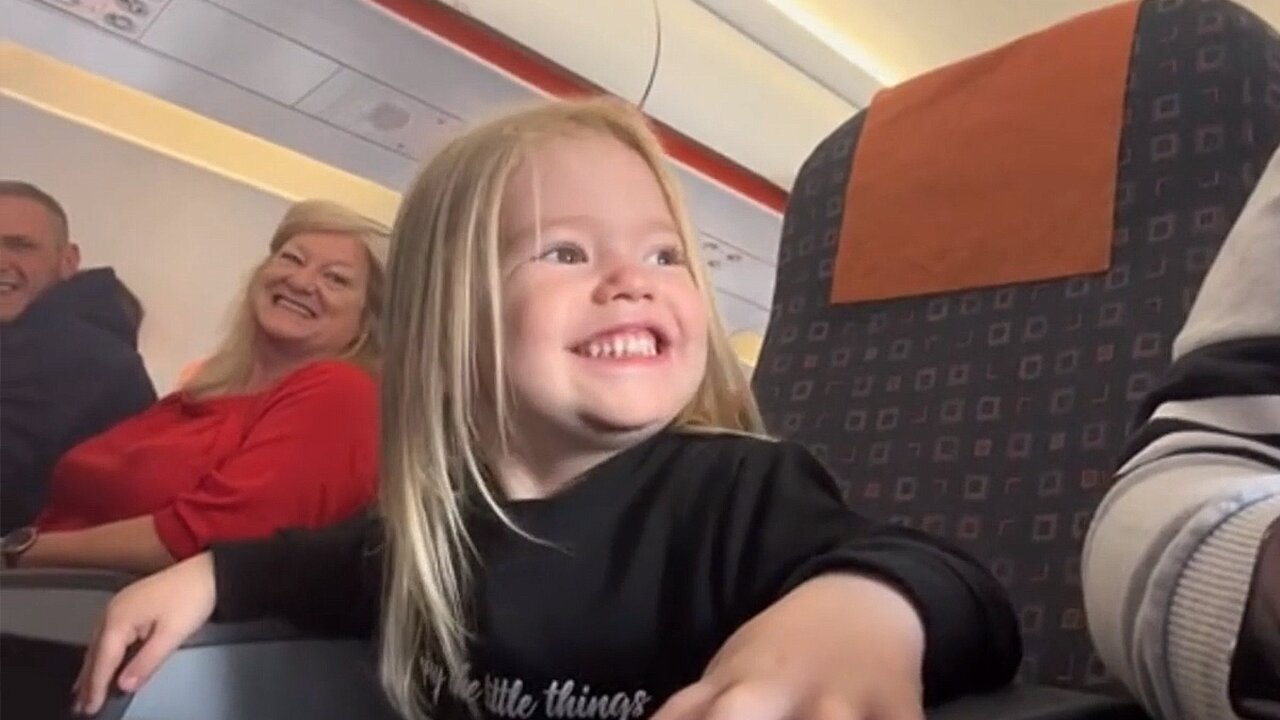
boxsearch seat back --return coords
[753,0,1280,690]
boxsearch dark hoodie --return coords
[0,268,156,533]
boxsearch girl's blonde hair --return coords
[378,97,764,718]
[183,199,390,397]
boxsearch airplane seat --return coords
[752,0,1279,714]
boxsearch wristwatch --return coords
[1,526,39,569]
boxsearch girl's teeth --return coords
[581,332,658,359]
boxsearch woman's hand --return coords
[72,552,217,715]
[652,574,926,720]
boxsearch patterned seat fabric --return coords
[753,0,1280,692]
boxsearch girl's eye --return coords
[325,271,353,287]
[647,247,686,266]
[280,251,304,265]
[537,244,588,265]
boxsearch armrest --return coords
[0,568,134,644]
[1,569,396,720]
[0,568,303,647]
[1,569,136,720]
[928,685,1149,720]
[0,568,137,591]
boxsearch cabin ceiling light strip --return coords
[758,0,898,86]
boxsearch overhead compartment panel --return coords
[140,0,339,105]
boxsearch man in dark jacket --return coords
[0,181,155,533]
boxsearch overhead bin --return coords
[435,0,860,186]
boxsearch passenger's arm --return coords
[762,444,1023,705]
[17,365,375,574]
[0,353,153,533]
[1083,341,1280,720]
[655,441,1020,720]
[1083,147,1280,720]
[72,357,156,444]
[72,511,381,717]
[149,362,379,560]
[210,509,383,637]
[17,515,173,574]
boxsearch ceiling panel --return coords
[200,0,788,269]
[204,0,537,120]
[296,68,462,162]
[165,0,790,268]
[714,288,771,336]
[702,234,776,311]
[7,0,790,331]
[647,0,854,189]
[679,167,783,266]
[27,0,173,39]
[792,0,1280,84]
[445,0,657,102]
[6,0,419,189]
[139,0,339,105]
[694,0,878,106]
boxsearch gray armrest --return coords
[1,568,134,644]
[928,685,1149,720]
[185,617,305,647]
[1,568,397,720]
[0,567,136,591]
[0,568,303,647]
[2,569,136,719]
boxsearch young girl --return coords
[73,99,1020,720]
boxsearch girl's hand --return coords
[73,552,218,715]
[653,574,926,720]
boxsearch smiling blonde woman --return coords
[1,199,389,576]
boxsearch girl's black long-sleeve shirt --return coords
[212,430,1020,717]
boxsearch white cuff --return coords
[1166,495,1280,720]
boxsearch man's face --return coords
[0,196,79,322]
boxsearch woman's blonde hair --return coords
[183,199,390,397]
[378,96,764,719]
